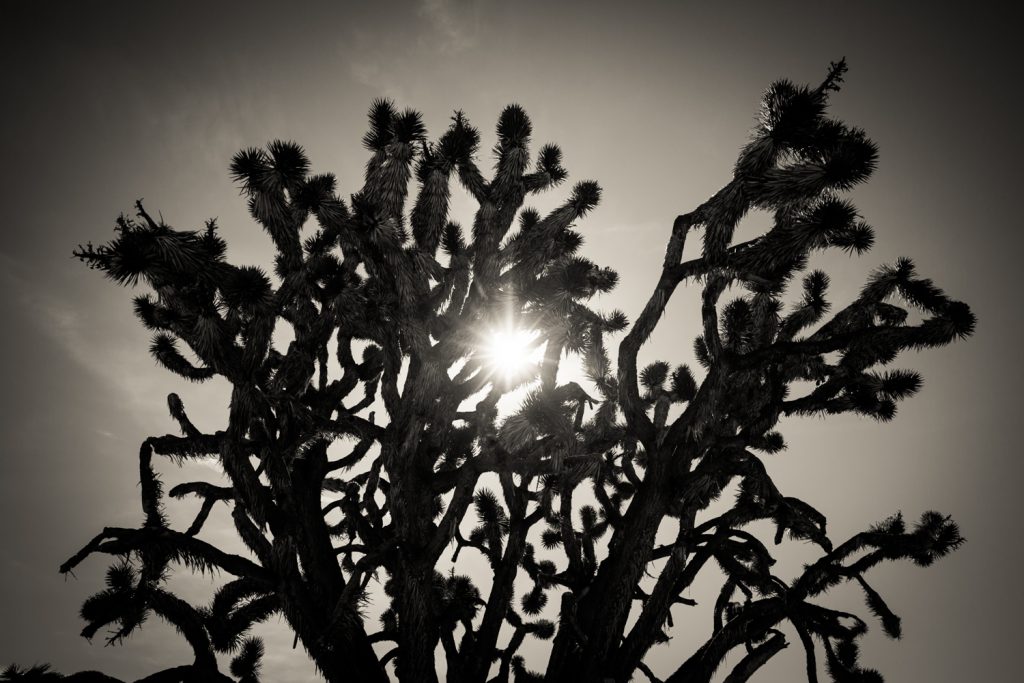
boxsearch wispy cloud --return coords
[0,252,89,364]
[418,0,484,54]
[342,1,489,103]
[348,57,408,103]
[0,252,158,409]
[92,428,126,442]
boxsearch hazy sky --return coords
[1,1,1021,680]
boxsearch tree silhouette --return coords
[49,60,972,682]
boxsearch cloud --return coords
[0,252,89,366]
[418,0,484,54]
[343,1,489,102]
[93,428,126,442]
[348,57,408,103]
[0,252,168,411]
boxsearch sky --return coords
[1,0,1021,680]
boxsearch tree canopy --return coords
[52,60,973,682]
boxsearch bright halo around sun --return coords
[483,327,543,381]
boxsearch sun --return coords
[483,327,542,381]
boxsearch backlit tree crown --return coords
[56,60,973,683]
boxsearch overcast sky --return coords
[1,1,1021,681]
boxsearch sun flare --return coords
[483,327,542,381]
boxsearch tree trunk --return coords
[546,471,667,681]
[391,559,441,683]
[461,519,530,682]
[384,411,443,683]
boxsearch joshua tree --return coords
[56,60,972,682]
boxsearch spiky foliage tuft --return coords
[229,637,265,682]
[640,361,670,392]
[362,98,398,151]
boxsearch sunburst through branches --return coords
[480,325,542,382]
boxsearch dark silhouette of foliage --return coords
[1,664,123,682]
[45,60,971,682]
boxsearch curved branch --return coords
[721,630,787,683]
[60,527,274,584]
